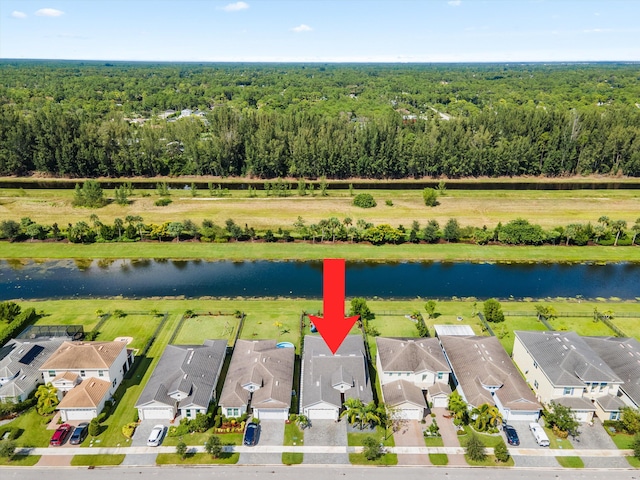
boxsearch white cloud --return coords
[221,2,249,12]
[35,8,64,17]
[11,11,27,19]
[448,0,462,6]
[292,24,312,33]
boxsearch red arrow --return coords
[309,258,359,354]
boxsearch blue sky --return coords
[1,0,639,62]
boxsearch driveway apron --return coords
[393,420,430,465]
[303,419,349,465]
[238,420,285,465]
[507,420,561,468]
[431,407,466,466]
[569,418,629,468]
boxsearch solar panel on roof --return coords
[19,345,44,365]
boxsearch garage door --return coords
[433,397,448,408]
[396,408,422,421]
[64,409,96,421]
[254,409,288,420]
[140,408,174,420]
[506,411,540,422]
[307,408,337,420]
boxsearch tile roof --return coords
[0,338,66,401]
[382,379,427,409]
[514,331,623,387]
[376,337,450,374]
[300,335,372,410]
[136,340,227,411]
[440,335,541,412]
[219,340,294,410]
[582,336,640,408]
[41,341,126,370]
[57,377,111,409]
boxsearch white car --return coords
[147,425,166,447]
[529,422,550,447]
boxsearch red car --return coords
[50,423,73,446]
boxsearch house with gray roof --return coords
[582,336,640,418]
[136,340,227,421]
[513,331,624,422]
[376,337,451,418]
[300,335,372,421]
[219,339,294,421]
[440,335,542,423]
[0,337,66,403]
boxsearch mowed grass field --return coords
[1,186,639,232]
[172,314,240,345]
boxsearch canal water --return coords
[1,259,638,300]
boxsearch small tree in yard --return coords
[88,418,101,437]
[423,188,439,207]
[362,436,383,461]
[465,432,487,462]
[494,438,510,462]
[621,407,640,434]
[545,401,580,438]
[204,434,223,458]
[424,300,437,319]
[633,433,640,459]
[0,439,16,461]
[176,441,188,460]
[483,298,505,323]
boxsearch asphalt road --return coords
[0,465,637,480]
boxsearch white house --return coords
[40,341,134,421]
[512,331,624,422]
[219,339,294,421]
[376,337,452,419]
[135,340,227,421]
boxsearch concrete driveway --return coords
[506,421,559,468]
[569,418,629,468]
[393,420,430,465]
[238,420,285,465]
[431,407,466,466]
[303,419,349,464]
[122,420,170,466]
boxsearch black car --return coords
[503,424,520,446]
[243,422,260,446]
[69,423,89,445]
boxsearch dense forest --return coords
[1,61,640,178]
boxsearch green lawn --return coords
[556,456,584,468]
[459,426,505,448]
[544,427,574,450]
[70,454,125,466]
[465,454,514,467]
[494,316,546,355]
[627,456,640,468]
[156,452,239,464]
[548,317,617,336]
[429,453,448,465]
[0,455,40,466]
[349,452,398,465]
[611,317,640,340]
[347,426,395,447]
[608,432,635,449]
[95,313,163,350]
[424,436,445,447]
[3,409,54,448]
[173,314,239,345]
[282,421,304,465]
[164,432,243,447]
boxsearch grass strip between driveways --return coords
[156,452,239,465]
[70,454,125,466]
[282,421,304,465]
[429,453,448,465]
[556,456,584,468]
[0,455,40,466]
[465,455,514,467]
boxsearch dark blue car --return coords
[503,424,520,446]
[243,422,260,446]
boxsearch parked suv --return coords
[503,424,520,446]
[69,423,89,445]
[50,424,73,446]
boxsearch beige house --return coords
[512,331,623,422]
[219,340,294,421]
[440,335,541,422]
[376,337,451,419]
[40,341,134,421]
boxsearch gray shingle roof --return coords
[382,379,427,409]
[219,340,294,410]
[376,337,450,374]
[582,336,640,408]
[440,335,541,412]
[136,340,227,411]
[553,396,596,411]
[300,335,373,410]
[0,338,66,401]
[515,331,623,387]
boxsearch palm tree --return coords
[340,398,365,428]
[35,383,59,416]
[632,218,640,246]
[447,390,469,424]
[611,219,627,246]
[361,401,384,429]
[470,403,502,432]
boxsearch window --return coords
[422,374,428,381]
[533,361,538,369]
[48,370,55,377]
[227,408,239,417]
[98,370,104,377]
[533,380,539,389]
[112,379,116,387]
[610,412,620,421]
[80,370,86,377]
[590,383,597,392]
[599,383,607,392]
[437,372,444,380]
[563,387,573,396]
[186,410,191,418]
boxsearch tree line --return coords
[1,62,640,178]
[2,213,638,247]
